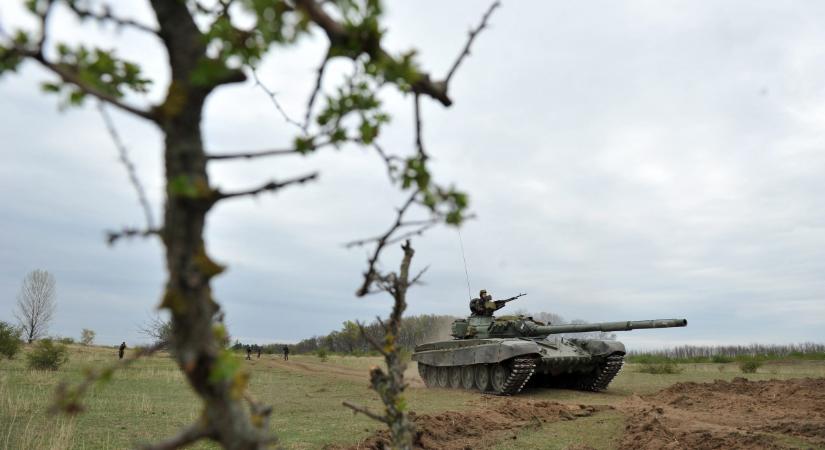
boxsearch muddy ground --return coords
[333,377,825,450]
[619,377,825,450]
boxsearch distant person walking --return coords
[256,345,261,359]
[245,345,252,360]
[282,345,289,361]
[118,341,126,360]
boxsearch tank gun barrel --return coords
[530,318,687,335]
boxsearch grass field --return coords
[1,345,824,449]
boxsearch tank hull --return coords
[412,336,626,395]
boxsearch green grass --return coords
[626,351,825,364]
[0,345,478,449]
[2,345,824,449]
[636,362,684,374]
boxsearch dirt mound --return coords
[619,377,825,449]
[331,399,607,450]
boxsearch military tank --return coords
[412,291,687,395]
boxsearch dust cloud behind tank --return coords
[412,291,687,395]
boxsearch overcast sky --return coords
[1,1,824,349]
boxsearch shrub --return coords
[0,321,22,359]
[739,360,762,373]
[638,362,683,374]
[80,329,95,346]
[711,354,733,363]
[27,339,69,370]
[57,336,75,345]
[316,347,329,362]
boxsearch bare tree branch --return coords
[344,217,436,250]
[409,265,430,286]
[206,138,340,161]
[444,1,501,87]
[303,48,330,132]
[251,68,304,131]
[384,221,438,247]
[212,172,319,202]
[208,147,303,160]
[98,102,156,231]
[35,0,56,49]
[413,94,427,160]
[372,143,401,182]
[342,401,389,424]
[352,192,417,296]
[66,3,160,36]
[106,227,161,246]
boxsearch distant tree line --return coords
[233,314,457,355]
[628,342,825,362]
[233,310,617,355]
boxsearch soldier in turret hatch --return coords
[470,289,526,316]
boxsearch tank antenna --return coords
[457,229,472,300]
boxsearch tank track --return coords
[494,356,538,396]
[577,353,624,391]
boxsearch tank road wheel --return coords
[448,366,462,388]
[490,364,510,394]
[436,366,450,388]
[418,363,431,387]
[474,364,492,392]
[460,365,475,390]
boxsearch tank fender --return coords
[413,340,541,366]
[572,339,626,357]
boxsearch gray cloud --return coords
[1,1,823,348]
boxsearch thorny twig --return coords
[251,68,304,132]
[212,172,318,202]
[351,192,418,296]
[444,1,501,87]
[372,143,402,182]
[98,102,156,231]
[413,94,427,160]
[206,137,340,160]
[342,401,389,424]
[303,48,330,133]
[106,227,160,246]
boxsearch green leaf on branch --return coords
[209,349,241,383]
[295,136,315,154]
[38,43,151,107]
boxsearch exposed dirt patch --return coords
[329,399,609,450]
[619,377,825,449]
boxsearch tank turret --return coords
[451,315,686,339]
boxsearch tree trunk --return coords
[150,1,263,447]
[158,86,265,449]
